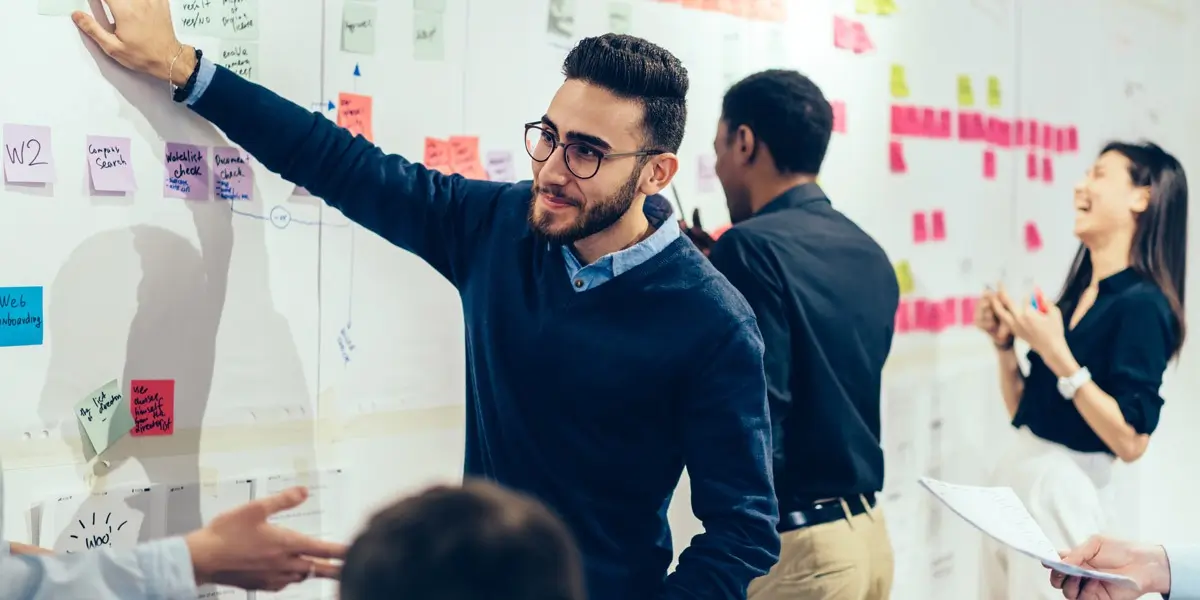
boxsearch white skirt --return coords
[979,426,1116,600]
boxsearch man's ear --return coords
[640,153,679,196]
[736,125,758,164]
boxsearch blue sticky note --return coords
[0,286,44,347]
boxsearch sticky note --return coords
[75,379,135,456]
[894,261,915,295]
[213,146,253,200]
[959,297,978,327]
[889,64,909,98]
[1055,129,1066,153]
[934,109,952,139]
[448,136,481,169]
[456,162,489,180]
[850,21,874,53]
[930,210,946,241]
[423,137,451,169]
[217,42,259,82]
[855,0,873,13]
[0,286,43,347]
[1042,124,1053,150]
[485,150,516,182]
[1024,221,1043,251]
[337,93,374,142]
[889,141,907,174]
[547,0,577,39]
[413,10,445,61]
[831,100,847,133]
[38,0,84,15]
[1066,126,1078,151]
[874,0,897,15]
[920,107,936,137]
[342,2,378,55]
[894,301,912,333]
[912,211,927,243]
[3,124,55,183]
[608,2,633,34]
[956,75,974,107]
[1029,120,1040,146]
[130,380,175,437]
[987,76,1002,108]
[415,0,447,10]
[86,136,136,192]
[940,298,957,329]
[209,0,259,40]
[833,16,856,51]
[1042,156,1054,182]
[1015,120,1026,145]
[913,299,930,330]
[983,149,996,180]
[1026,152,1038,180]
[164,143,209,200]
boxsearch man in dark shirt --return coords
[683,70,899,600]
[75,3,781,599]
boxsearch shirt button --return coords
[574,279,584,288]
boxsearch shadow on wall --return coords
[33,11,317,541]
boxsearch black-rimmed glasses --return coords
[524,122,664,180]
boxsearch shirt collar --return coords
[755,182,829,218]
[555,193,681,276]
[1097,267,1145,295]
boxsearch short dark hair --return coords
[340,479,585,600]
[722,69,833,175]
[562,33,688,153]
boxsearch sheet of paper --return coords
[987,75,1002,107]
[164,143,210,200]
[86,136,137,192]
[42,486,163,552]
[213,146,254,200]
[217,41,259,82]
[165,479,253,600]
[38,0,84,15]
[889,141,907,174]
[3,124,56,183]
[0,286,43,347]
[919,477,1136,585]
[130,379,175,437]
[608,1,633,34]
[342,2,378,55]
[413,10,445,61]
[956,75,974,107]
[256,469,347,600]
[485,150,516,182]
[75,379,135,456]
[547,0,577,40]
[337,93,374,142]
[890,65,909,98]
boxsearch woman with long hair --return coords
[974,141,1188,599]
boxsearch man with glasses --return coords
[73,3,780,599]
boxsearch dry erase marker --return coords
[1031,288,1048,314]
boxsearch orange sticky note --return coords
[448,136,480,168]
[337,93,374,142]
[456,162,489,180]
[423,137,451,169]
[889,141,907,173]
[983,149,997,180]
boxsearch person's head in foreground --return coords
[1060,140,1188,355]
[525,33,687,249]
[715,69,833,225]
[338,479,585,600]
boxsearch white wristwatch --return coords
[1057,366,1092,400]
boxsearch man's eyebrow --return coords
[540,114,613,152]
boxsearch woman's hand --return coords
[975,286,1014,349]
[992,289,1070,362]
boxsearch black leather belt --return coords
[778,493,877,533]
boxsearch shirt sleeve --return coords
[1165,544,1200,599]
[708,230,793,471]
[0,538,197,599]
[660,317,781,599]
[1104,292,1177,434]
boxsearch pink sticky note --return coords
[87,136,137,192]
[940,298,957,329]
[1042,124,1053,150]
[832,100,847,133]
[959,297,977,327]
[912,211,928,243]
[913,299,931,330]
[930,210,946,241]
[164,142,209,199]
[1029,120,1040,146]
[994,119,1012,148]
[1055,128,1066,153]
[1042,156,1054,182]
[1066,126,1078,151]
[1024,221,1043,252]
[920,107,936,137]
[851,21,874,53]
[957,112,974,140]
[1015,120,1026,145]
[3,124,55,183]
[130,379,175,437]
[895,301,912,333]
[1026,152,1038,180]
[983,149,997,180]
[833,16,854,50]
[936,109,952,138]
[213,146,253,200]
[889,141,907,173]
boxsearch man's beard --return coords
[528,171,640,244]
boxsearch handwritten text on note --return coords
[3,124,56,183]
[164,143,210,200]
[130,380,175,437]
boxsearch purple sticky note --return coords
[86,135,137,192]
[484,150,516,182]
[213,146,253,200]
[697,155,717,193]
[3,124,55,183]
[164,142,209,200]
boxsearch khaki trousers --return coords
[748,497,894,600]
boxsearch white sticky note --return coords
[217,41,259,81]
[342,2,378,55]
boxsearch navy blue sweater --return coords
[190,65,780,600]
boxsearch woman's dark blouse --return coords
[1014,268,1178,455]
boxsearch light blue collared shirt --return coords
[0,461,198,599]
[1166,544,1200,599]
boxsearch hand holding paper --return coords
[1048,535,1171,599]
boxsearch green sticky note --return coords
[413,10,445,61]
[75,379,134,456]
[37,0,84,16]
[217,41,259,82]
[342,2,378,55]
[608,2,633,34]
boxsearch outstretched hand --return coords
[1047,535,1169,600]
[72,0,192,84]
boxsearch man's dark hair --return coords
[339,479,585,600]
[722,69,833,175]
[562,33,688,153]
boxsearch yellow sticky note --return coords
[875,0,898,15]
[889,64,909,99]
[987,75,1002,108]
[855,0,874,14]
[75,379,135,456]
[956,75,974,107]
[894,260,915,295]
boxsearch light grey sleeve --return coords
[1166,544,1200,599]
